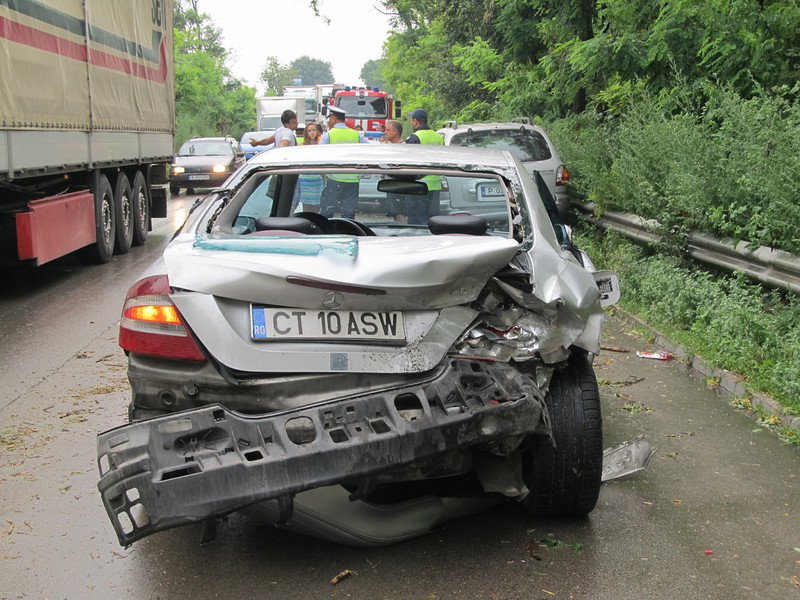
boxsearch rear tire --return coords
[78,172,115,264]
[521,351,603,517]
[131,170,149,246]
[113,173,133,254]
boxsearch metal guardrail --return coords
[573,201,800,294]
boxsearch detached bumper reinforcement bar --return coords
[97,360,543,545]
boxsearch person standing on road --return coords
[250,110,299,148]
[292,122,324,213]
[384,120,403,144]
[318,105,368,219]
[381,119,408,222]
[404,108,444,224]
[303,122,322,145]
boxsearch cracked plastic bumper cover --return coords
[97,360,544,546]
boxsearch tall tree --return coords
[259,57,297,96]
[173,1,256,143]
[289,56,334,86]
[360,59,390,91]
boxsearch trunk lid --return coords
[162,234,521,374]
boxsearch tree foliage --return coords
[360,59,390,92]
[259,56,297,96]
[291,56,334,86]
[173,0,256,145]
[380,0,800,121]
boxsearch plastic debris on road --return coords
[636,350,674,360]
[601,435,657,482]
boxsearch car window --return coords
[178,140,234,157]
[240,177,276,219]
[449,130,552,162]
[258,116,283,130]
[334,96,388,118]
[231,176,276,234]
[218,170,514,238]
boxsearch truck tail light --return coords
[119,275,206,361]
[556,165,569,187]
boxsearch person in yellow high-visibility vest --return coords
[318,105,369,219]
[405,108,444,225]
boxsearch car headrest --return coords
[428,215,488,236]
[255,217,315,234]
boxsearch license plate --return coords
[188,174,211,181]
[478,184,504,200]
[251,307,405,342]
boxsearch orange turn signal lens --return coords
[126,304,181,324]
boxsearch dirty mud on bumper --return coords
[97,360,545,546]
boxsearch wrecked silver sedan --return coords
[97,144,619,547]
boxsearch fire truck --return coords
[329,87,401,136]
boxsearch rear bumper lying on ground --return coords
[97,359,546,546]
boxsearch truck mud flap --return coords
[97,360,544,546]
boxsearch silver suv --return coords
[437,117,572,220]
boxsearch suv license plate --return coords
[478,183,504,200]
[251,307,405,342]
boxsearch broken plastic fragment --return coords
[636,350,674,360]
[601,435,656,481]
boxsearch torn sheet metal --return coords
[601,435,656,481]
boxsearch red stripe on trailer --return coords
[0,15,86,61]
[16,191,95,265]
[0,16,169,82]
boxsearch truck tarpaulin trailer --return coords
[330,87,401,137]
[0,0,174,266]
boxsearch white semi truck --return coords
[0,0,175,266]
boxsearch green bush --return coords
[576,227,800,415]
[546,85,800,254]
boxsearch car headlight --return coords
[212,164,227,173]
[172,166,185,175]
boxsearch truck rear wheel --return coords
[521,351,603,517]
[131,170,149,246]
[78,173,116,264]
[113,173,133,254]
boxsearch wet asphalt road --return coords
[1,199,798,600]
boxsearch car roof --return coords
[243,143,517,171]
[437,121,548,140]
[187,136,231,141]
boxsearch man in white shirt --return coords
[250,110,298,148]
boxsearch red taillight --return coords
[119,275,206,361]
[556,165,569,186]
